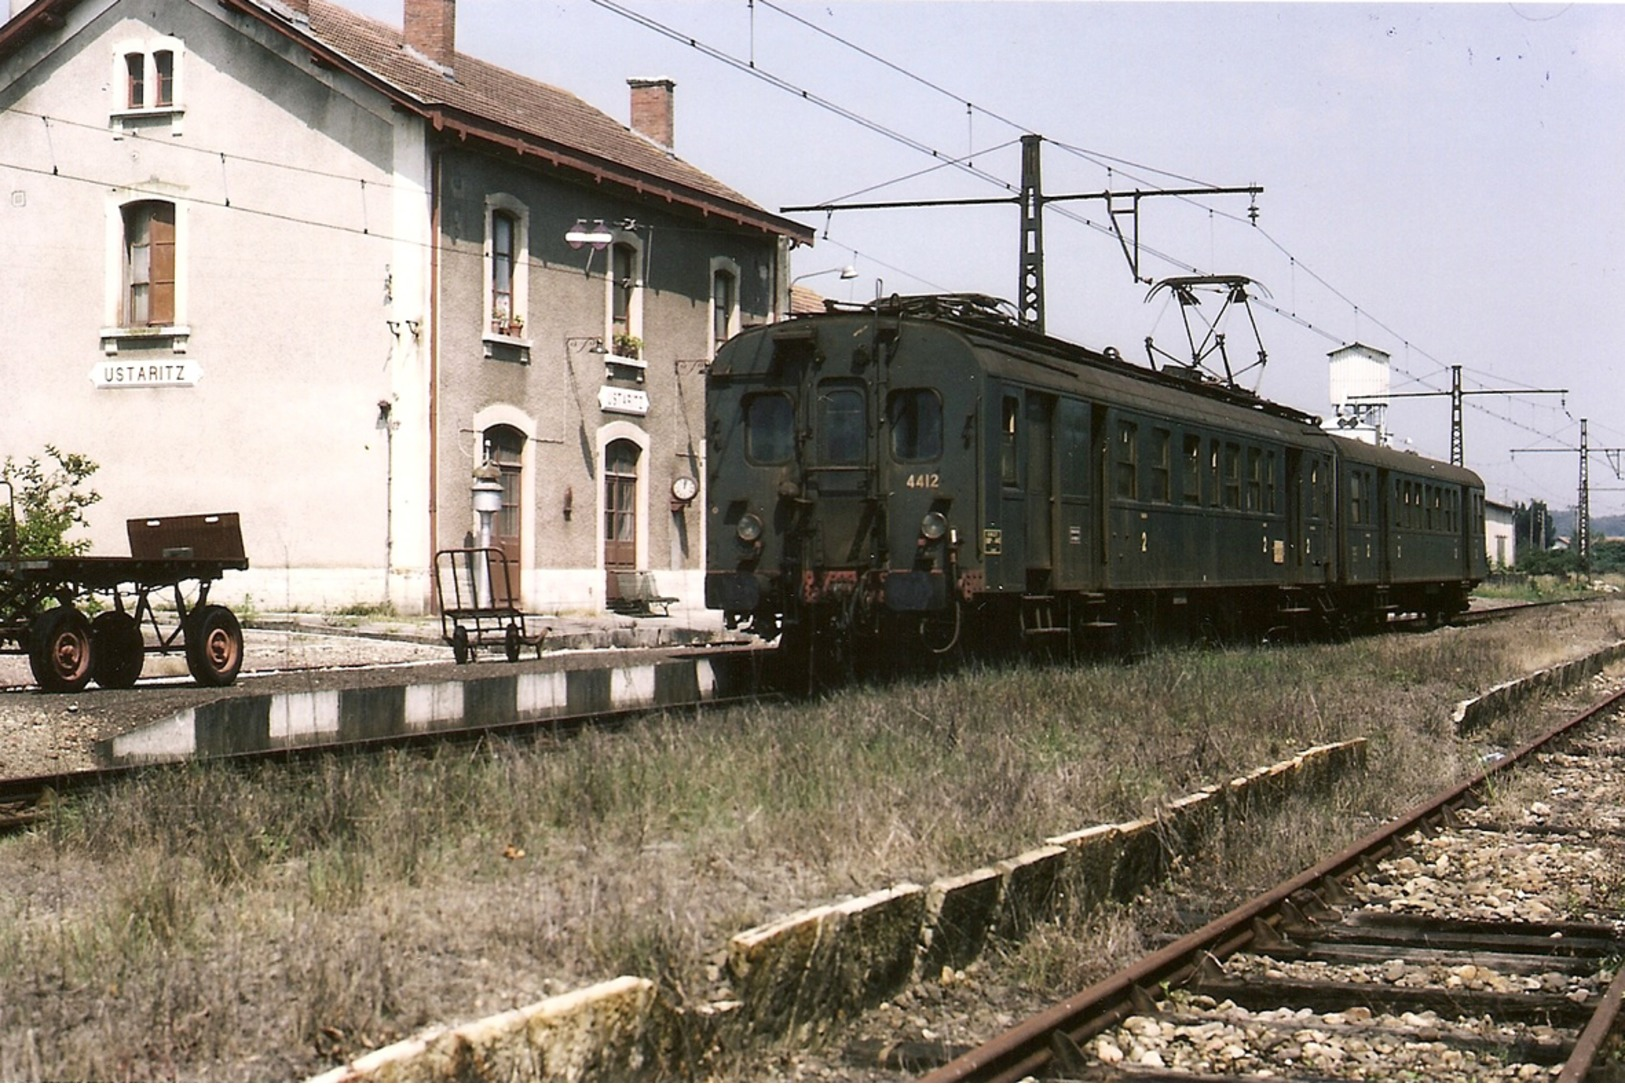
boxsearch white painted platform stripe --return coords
[516,671,568,717]
[269,690,341,743]
[405,681,465,730]
[109,709,197,762]
[611,664,656,708]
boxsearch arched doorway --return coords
[482,424,525,607]
[603,438,640,603]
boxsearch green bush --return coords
[0,446,101,558]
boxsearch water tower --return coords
[1325,343,1390,446]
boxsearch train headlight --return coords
[736,512,765,544]
[920,511,949,542]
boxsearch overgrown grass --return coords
[0,601,1621,1079]
[1476,572,1620,602]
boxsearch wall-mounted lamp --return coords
[565,219,613,249]
[562,485,574,522]
[791,264,858,286]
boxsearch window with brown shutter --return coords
[123,201,175,327]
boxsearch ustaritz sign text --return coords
[90,360,201,389]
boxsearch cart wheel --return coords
[29,606,94,693]
[504,622,522,663]
[91,611,145,689]
[185,604,243,687]
[451,624,471,665]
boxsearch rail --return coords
[926,685,1625,1082]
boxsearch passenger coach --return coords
[705,295,1485,677]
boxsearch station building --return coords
[0,0,813,614]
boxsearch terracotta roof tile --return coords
[295,0,809,240]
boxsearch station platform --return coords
[0,605,764,778]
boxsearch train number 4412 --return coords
[905,473,941,490]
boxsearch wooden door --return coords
[604,439,640,600]
[484,426,525,608]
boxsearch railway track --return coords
[926,684,1625,1082]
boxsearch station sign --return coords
[598,385,649,417]
[90,360,201,389]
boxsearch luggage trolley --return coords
[433,547,547,663]
[0,512,250,692]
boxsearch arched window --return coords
[113,37,183,119]
[125,52,145,109]
[483,197,528,342]
[712,267,737,347]
[611,243,637,345]
[490,210,517,330]
[153,50,175,108]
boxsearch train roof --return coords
[1327,432,1486,487]
[803,294,1329,443]
[742,294,1485,488]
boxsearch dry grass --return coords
[0,601,1621,1079]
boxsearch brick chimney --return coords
[405,0,455,68]
[628,78,675,149]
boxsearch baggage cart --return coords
[433,546,547,663]
[0,512,249,692]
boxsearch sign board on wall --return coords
[597,385,649,416]
[90,361,202,389]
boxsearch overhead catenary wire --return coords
[587,0,1589,450]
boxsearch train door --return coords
[1054,398,1094,588]
[1287,450,1329,581]
[1377,469,1394,583]
[1024,393,1056,588]
[990,389,1025,591]
[809,377,873,566]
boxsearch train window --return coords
[1208,440,1221,507]
[1182,435,1202,504]
[1222,443,1241,509]
[818,381,867,465]
[1349,472,1364,525]
[888,389,942,462]
[1245,448,1262,511]
[1264,451,1278,515]
[1151,429,1171,502]
[1001,397,1019,486]
[1114,420,1139,500]
[1310,462,1324,518]
[744,393,795,464]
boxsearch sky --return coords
[340,0,1625,517]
